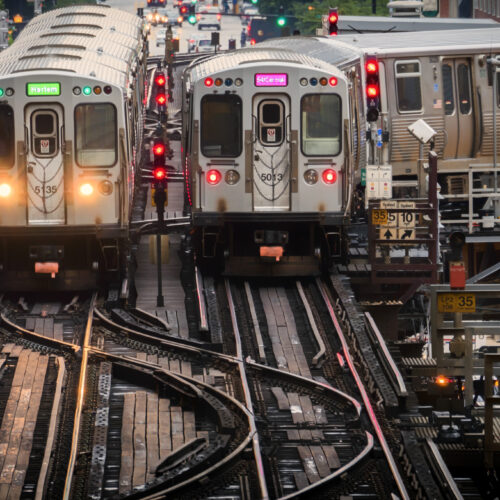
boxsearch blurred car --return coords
[195,38,216,53]
[144,8,167,26]
[241,6,259,25]
[198,6,222,30]
[162,7,184,26]
[156,28,167,46]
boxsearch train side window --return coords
[395,60,422,112]
[75,103,117,167]
[201,95,242,157]
[457,63,471,115]
[442,64,455,115]
[301,94,341,156]
[0,105,15,168]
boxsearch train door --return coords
[442,58,474,159]
[25,104,65,225]
[252,95,290,211]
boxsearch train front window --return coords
[75,103,117,167]
[0,105,14,168]
[301,94,341,156]
[395,60,422,112]
[201,95,242,157]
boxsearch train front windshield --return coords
[301,94,341,156]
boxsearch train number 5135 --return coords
[34,185,58,195]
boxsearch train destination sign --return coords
[26,82,61,96]
[254,73,288,87]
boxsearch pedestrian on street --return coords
[240,28,246,48]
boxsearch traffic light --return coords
[154,71,167,109]
[251,0,258,3]
[277,5,286,26]
[180,4,188,15]
[188,4,196,24]
[365,55,380,122]
[153,139,166,167]
[328,7,338,36]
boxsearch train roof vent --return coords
[41,32,96,38]
[56,12,106,18]
[19,53,82,61]
[387,0,423,17]
[28,44,86,51]
[13,68,76,74]
[51,23,102,30]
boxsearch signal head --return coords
[155,74,166,86]
[156,93,167,106]
[153,142,165,156]
[153,167,167,180]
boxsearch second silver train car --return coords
[0,5,148,290]
[182,48,351,275]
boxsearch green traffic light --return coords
[188,14,196,24]
[251,0,258,4]
[277,17,286,27]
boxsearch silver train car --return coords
[0,5,148,290]
[262,28,500,231]
[182,49,351,275]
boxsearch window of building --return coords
[201,95,242,157]
[301,94,341,156]
[75,103,117,167]
[395,60,422,112]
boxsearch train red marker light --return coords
[329,77,338,86]
[322,169,337,184]
[204,77,214,87]
[206,169,222,185]
[153,167,167,180]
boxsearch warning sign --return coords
[267,128,276,142]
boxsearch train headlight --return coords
[304,169,318,185]
[206,169,222,185]
[98,180,113,195]
[79,183,94,196]
[225,170,240,185]
[322,169,337,184]
[0,183,12,198]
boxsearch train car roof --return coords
[0,5,145,88]
[337,14,498,33]
[185,47,345,85]
[260,28,500,65]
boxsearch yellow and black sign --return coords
[437,292,476,313]
[151,187,168,207]
[372,208,388,225]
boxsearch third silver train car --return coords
[182,48,351,275]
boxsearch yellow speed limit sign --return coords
[372,208,388,225]
[437,293,476,313]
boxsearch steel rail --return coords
[317,278,410,500]
[35,357,66,500]
[425,438,464,500]
[244,281,267,363]
[62,292,97,500]
[296,280,326,366]
[195,265,208,331]
[225,279,270,500]
[365,311,408,397]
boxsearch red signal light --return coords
[155,74,166,86]
[153,143,165,156]
[217,13,221,20]
[322,169,337,184]
[180,5,187,13]
[366,60,378,74]
[156,93,167,105]
[204,77,214,87]
[206,169,222,185]
[153,167,167,180]
[328,12,338,23]
[329,77,338,86]
[366,84,379,98]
